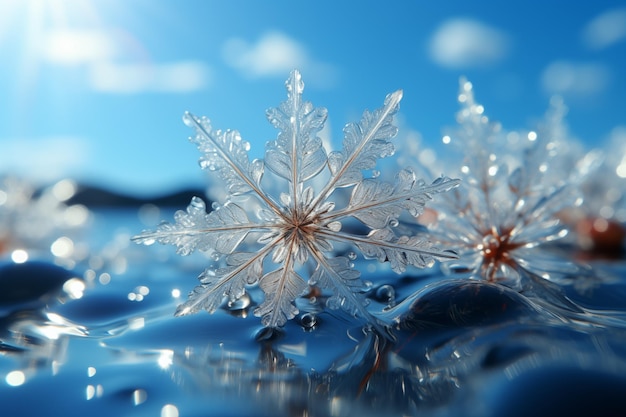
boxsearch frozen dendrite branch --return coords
[424,78,600,289]
[133,70,459,331]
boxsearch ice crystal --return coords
[0,176,90,261]
[577,127,626,251]
[585,127,626,223]
[133,71,459,330]
[424,78,600,288]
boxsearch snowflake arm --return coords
[265,71,328,197]
[309,253,380,325]
[132,197,273,256]
[255,266,308,328]
[311,89,403,210]
[321,228,457,273]
[175,247,273,316]
[184,112,284,217]
[326,171,460,229]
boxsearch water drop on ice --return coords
[375,284,396,305]
[227,292,251,310]
[300,313,317,329]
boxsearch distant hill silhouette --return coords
[66,184,209,208]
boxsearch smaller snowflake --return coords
[133,70,459,331]
[577,127,626,252]
[0,176,90,261]
[424,78,600,288]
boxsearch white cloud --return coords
[42,29,118,65]
[429,18,509,68]
[42,29,210,94]
[0,137,91,183]
[582,8,626,50]
[541,61,610,96]
[222,31,337,87]
[89,61,211,93]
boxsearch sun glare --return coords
[0,0,116,101]
[0,0,100,56]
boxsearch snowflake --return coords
[424,78,600,288]
[577,127,626,252]
[0,176,90,261]
[133,70,459,330]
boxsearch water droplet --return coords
[375,285,396,304]
[98,272,111,285]
[327,221,342,232]
[132,389,148,406]
[161,404,179,417]
[5,370,25,387]
[389,219,399,228]
[300,313,317,329]
[227,292,251,310]
[63,278,85,300]
[347,252,357,261]
[372,170,380,178]
[201,160,217,171]
[11,249,28,264]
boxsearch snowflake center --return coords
[477,228,528,282]
[479,228,522,267]
[284,207,318,244]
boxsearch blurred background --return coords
[0,0,624,197]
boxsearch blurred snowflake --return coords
[422,79,601,289]
[577,127,626,253]
[133,70,459,330]
[0,176,90,264]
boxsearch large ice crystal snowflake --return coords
[424,78,600,288]
[133,70,459,329]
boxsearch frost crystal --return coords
[0,176,90,260]
[425,78,600,288]
[575,128,626,252]
[133,70,459,330]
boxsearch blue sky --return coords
[0,0,624,196]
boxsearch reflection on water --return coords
[0,209,626,416]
